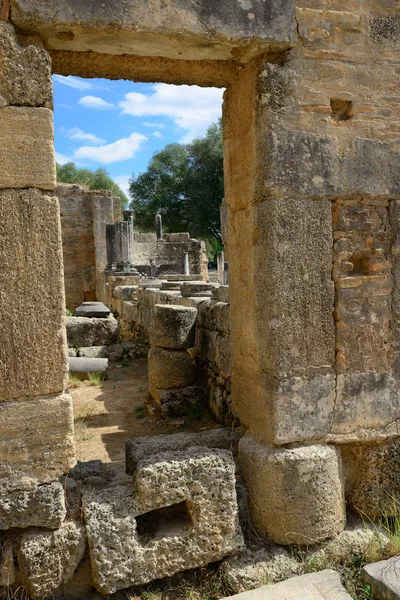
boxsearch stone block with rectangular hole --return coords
[238,435,345,545]
[150,304,197,349]
[0,188,68,400]
[0,479,66,530]
[0,23,52,107]
[83,447,244,594]
[0,395,75,481]
[0,107,55,189]
[148,347,195,391]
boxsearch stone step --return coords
[362,556,400,599]
[221,570,352,600]
[68,357,108,379]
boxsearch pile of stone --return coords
[148,304,207,417]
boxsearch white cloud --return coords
[113,175,131,196]
[143,121,166,129]
[53,75,94,91]
[55,152,71,165]
[65,127,105,145]
[78,95,114,110]
[74,132,147,165]
[152,131,163,139]
[120,84,223,143]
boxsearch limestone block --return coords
[75,301,110,318]
[331,373,400,437]
[126,427,243,474]
[78,346,108,359]
[18,521,86,599]
[0,479,66,530]
[68,357,108,379]
[181,282,216,297]
[66,316,118,347]
[0,107,55,190]
[220,545,300,592]
[0,23,52,107]
[362,556,400,600]
[221,569,352,600]
[148,347,195,390]
[345,439,400,518]
[238,436,345,545]
[149,384,207,419]
[0,394,75,481]
[10,0,297,61]
[150,304,197,349]
[83,447,244,593]
[0,189,68,399]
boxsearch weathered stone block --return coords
[238,435,345,545]
[150,384,207,418]
[150,304,197,349]
[0,107,55,190]
[344,439,400,518]
[362,556,400,600]
[0,394,75,481]
[331,373,400,436]
[0,479,66,530]
[0,23,52,107]
[0,189,68,399]
[66,315,118,347]
[78,346,108,359]
[0,542,16,587]
[68,357,108,379]
[148,347,195,390]
[126,427,243,474]
[83,448,244,593]
[18,521,86,598]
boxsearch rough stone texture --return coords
[362,556,400,600]
[76,301,110,318]
[18,521,86,599]
[83,447,244,593]
[221,545,300,592]
[149,384,207,419]
[221,570,352,600]
[238,436,345,545]
[106,343,125,362]
[126,427,243,474]
[66,315,118,348]
[0,189,68,400]
[10,0,297,61]
[390,200,400,379]
[181,281,216,297]
[0,479,66,530]
[344,439,400,517]
[78,346,108,359]
[0,541,16,587]
[148,347,195,391]
[0,107,55,190]
[0,394,75,481]
[150,304,197,349]
[0,22,51,108]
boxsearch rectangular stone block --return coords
[0,189,68,399]
[150,304,197,349]
[83,447,243,594]
[148,347,195,392]
[0,480,66,530]
[0,23,52,107]
[0,394,75,481]
[0,107,55,189]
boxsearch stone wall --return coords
[58,184,121,310]
[133,232,208,278]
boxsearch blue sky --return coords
[53,75,224,196]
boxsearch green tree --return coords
[129,121,224,244]
[56,162,129,207]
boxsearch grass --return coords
[135,405,146,419]
[0,587,31,600]
[68,374,82,388]
[74,419,95,442]
[87,372,104,387]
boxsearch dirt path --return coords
[71,358,216,468]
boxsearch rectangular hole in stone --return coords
[330,98,354,121]
[136,500,193,543]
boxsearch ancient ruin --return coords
[1,0,400,598]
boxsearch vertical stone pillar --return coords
[182,252,190,275]
[155,213,163,240]
[0,23,75,480]
[106,223,117,270]
[217,251,224,283]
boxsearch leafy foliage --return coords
[56,162,129,208]
[129,121,224,244]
